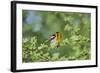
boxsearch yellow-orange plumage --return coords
[55,32,62,47]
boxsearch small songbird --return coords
[50,32,62,48]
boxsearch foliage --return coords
[22,10,91,63]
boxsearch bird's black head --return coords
[50,34,56,40]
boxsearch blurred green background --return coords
[22,10,91,63]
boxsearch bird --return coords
[50,32,62,48]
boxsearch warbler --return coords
[50,32,62,48]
